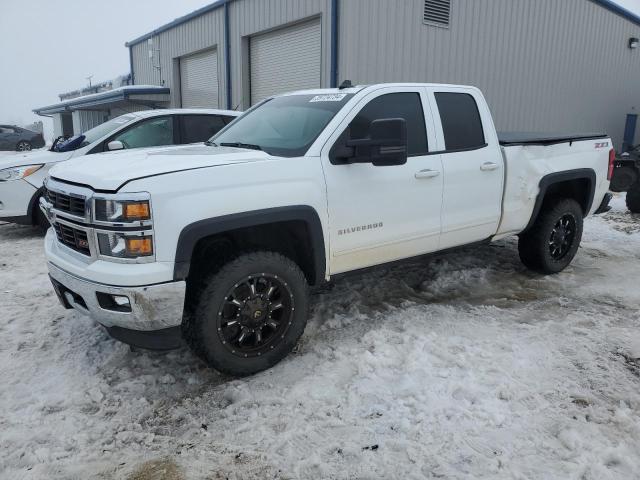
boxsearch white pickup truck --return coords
[41,83,614,376]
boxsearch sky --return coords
[0,0,212,139]
[1,0,639,141]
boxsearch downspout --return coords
[128,46,135,85]
[225,1,232,109]
[330,0,339,88]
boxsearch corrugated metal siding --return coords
[228,0,332,108]
[249,19,322,104]
[339,0,640,148]
[131,7,226,109]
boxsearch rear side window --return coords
[435,92,485,151]
[180,115,228,144]
[349,92,428,156]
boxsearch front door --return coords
[321,87,443,274]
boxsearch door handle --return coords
[480,162,499,171]
[415,169,441,179]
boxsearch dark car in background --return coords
[0,125,45,151]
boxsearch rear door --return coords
[321,87,443,274]
[178,114,229,144]
[427,87,504,248]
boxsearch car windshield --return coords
[54,114,137,152]
[209,93,353,157]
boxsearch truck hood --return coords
[49,144,271,191]
[0,149,72,170]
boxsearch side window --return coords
[348,93,428,156]
[111,117,174,149]
[180,115,227,144]
[222,115,237,125]
[434,92,486,151]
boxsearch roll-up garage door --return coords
[180,49,219,108]
[250,19,321,105]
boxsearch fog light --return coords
[96,292,132,312]
[113,295,130,307]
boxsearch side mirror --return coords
[107,140,124,151]
[345,118,408,166]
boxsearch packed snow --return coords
[0,195,639,479]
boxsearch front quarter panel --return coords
[121,156,330,280]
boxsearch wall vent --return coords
[423,0,451,27]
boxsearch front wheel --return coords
[626,186,640,213]
[518,198,584,274]
[183,251,309,376]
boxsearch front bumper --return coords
[47,261,186,333]
[0,179,37,220]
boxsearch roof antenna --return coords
[338,80,353,90]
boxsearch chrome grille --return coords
[53,222,91,256]
[45,188,85,217]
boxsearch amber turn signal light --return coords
[125,237,153,256]
[123,201,151,220]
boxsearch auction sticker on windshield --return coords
[309,94,348,102]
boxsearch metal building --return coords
[42,0,640,148]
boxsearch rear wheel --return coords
[183,251,309,376]
[627,186,640,213]
[16,141,32,151]
[518,198,584,274]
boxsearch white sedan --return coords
[0,108,240,227]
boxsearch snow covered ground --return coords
[1,196,639,480]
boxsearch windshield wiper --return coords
[204,140,217,146]
[220,142,262,151]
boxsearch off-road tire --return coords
[183,251,309,376]
[626,186,640,213]
[518,198,584,274]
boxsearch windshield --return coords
[54,114,137,152]
[210,93,353,157]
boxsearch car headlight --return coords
[94,199,151,223]
[97,232,154,258]
[0,164,44,182]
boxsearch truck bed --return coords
[498,132,608,146]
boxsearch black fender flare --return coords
[173,205,326,284]
[522,168,596,233]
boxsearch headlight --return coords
[94,199,151,222]
[0,164,44,182]
[97,232,154,258]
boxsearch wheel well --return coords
[184,220,319,313]
[523,170,596,233]
[543,178,592,214]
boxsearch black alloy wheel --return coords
[217,274,295,358]
[548,214,577,260]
